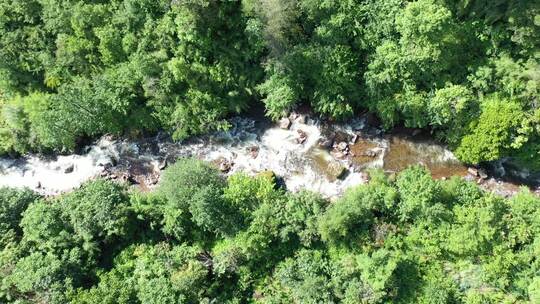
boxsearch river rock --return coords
[217,158,233,173]
[124,173,137,184]
[330,150,347,159]
[478,169,488,180]
[296,129,307,144]
[113,157,119,166]
[257,170,276,182]
[337,141,348,151]
[279,117,291,129]
[318,138,333,149]
[146,174,159,186]
[365,112,381,127]
[350,134,358,144]
[158,158,168,170]
[336,167,348,180]
[158,155,176,171]
[116,173,128,183]
[64,164,74,174]
[326,162,348,181]
[289,112,298,120]
[468,167,479,177]
[363,150,378,158]
[333,131,350,145]
[296,114,307,124]
[100,170,112,178]
[247,146,259,158]
[98,160,114,170]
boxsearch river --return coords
[0,112,538,198]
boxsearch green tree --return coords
[223,172,280,222]
[264,249,335,303]
[0,187,38,246]
[330,249,404,304]
[279,191,327,246]
[2,252,72,304]
[318,186,374,244]
[456,96,526,164]
[395,166,446,223]
[132,243,209,304]
[446,195,506,256]
[158,158,226,239]
[20,200,75,253]
[60,179,130,245]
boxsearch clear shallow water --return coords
[0,115,536,198]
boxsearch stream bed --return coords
[0,113,538,198]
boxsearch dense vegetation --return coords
[0,0,538,167]
[1,159,540,303]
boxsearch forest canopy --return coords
[0,0,538,167]
[1,159,540,303]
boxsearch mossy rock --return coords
[257,170,276,183]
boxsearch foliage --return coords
[395,165,445,222]
[157,158,238,239]
[0,187,38,246]
[58,179,130,244]
[456,96,526,163]
[0,0,537,167]
[1,160,540,302]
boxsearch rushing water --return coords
[0,114,537,197]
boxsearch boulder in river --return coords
[331,150,347,159]
[362,150,379,158]
[158,158,168,171]
[247,146,260,158]
[318,138,333,149]
[98,160,114,170]
[336,141,348,152]
[468,167,479,177]
[279,117,291,129]
[365,112,381,127]
[412,129,422,137]
[350,134,358,144]
[478,169,488,180]
[337,168,348,180]
[64,164,74,174]
[216,158,233,173]
[289,112,298,120]
[326,162,348,181]
[100,170,113,179]
[324,161,349,181]
[296,129,307,144]
[257,170,276,182]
